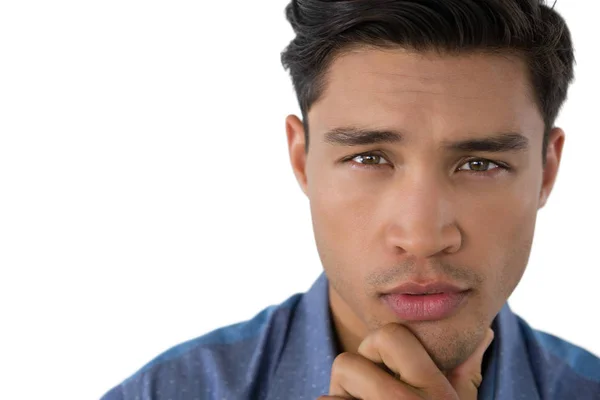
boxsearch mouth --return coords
[380,281,470,322]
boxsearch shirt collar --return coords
[480,302,541,400]
[267,272,540,400]
[267,272,335,399]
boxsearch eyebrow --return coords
[323,126,529,153]
[323,127,403,146]
[441,132,529,152]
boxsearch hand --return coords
[319,324,494,400]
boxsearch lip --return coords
[384,281,467,295]
[381,281,470,322]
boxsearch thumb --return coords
[447,328,494,400]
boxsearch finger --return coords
[447,328,495,400]
[357,323,452,393]
[329,351,419,399]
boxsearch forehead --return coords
[308,47,543,141]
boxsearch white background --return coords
[0,1,598,399]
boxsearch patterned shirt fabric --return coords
[101,272,600,399]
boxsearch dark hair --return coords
[280,0,575,163]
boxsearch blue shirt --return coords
[101,273,600,399]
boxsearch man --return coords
[102,0,600,399]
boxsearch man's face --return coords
[286,47,564,371]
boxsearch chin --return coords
[407,319,486,371]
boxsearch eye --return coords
[348,152,391,168]
[457,158,504,173]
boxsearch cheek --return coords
[310,166,376,231]
[498,204,537,296]
[308,171,381,280]
[463,183,538,303]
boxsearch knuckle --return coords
[375,323,405,347]
[331,351,356,373]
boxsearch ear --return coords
[538,127,565,209]
[286,114,309,196]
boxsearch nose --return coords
[384,175,462,258]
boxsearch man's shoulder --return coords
[101,293,304,400]
[529,328,600,381]
[516,315,600,397]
